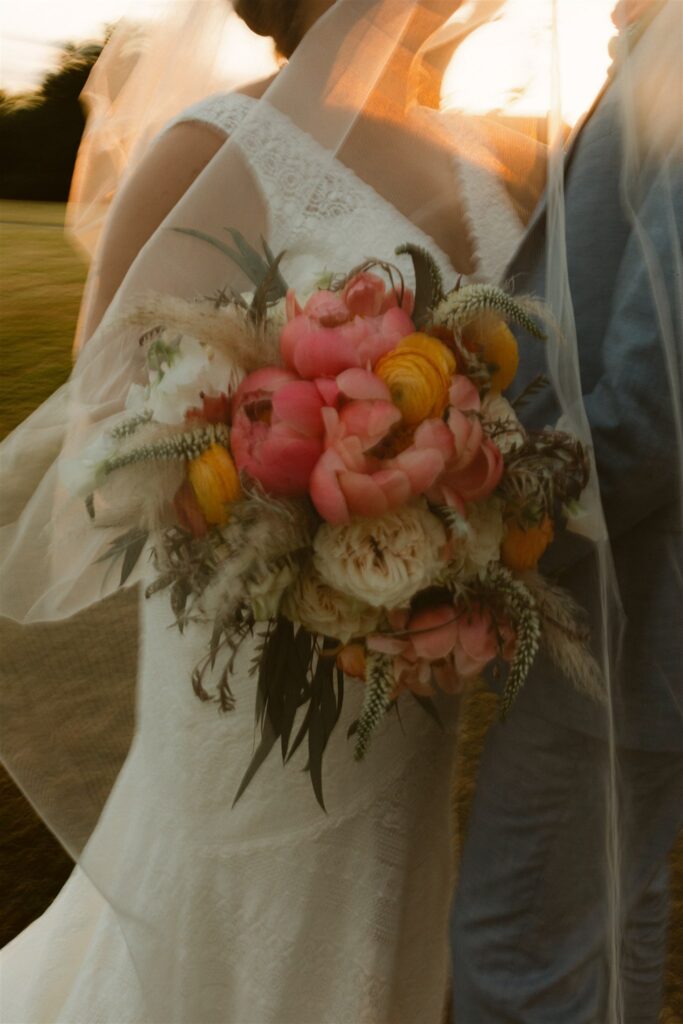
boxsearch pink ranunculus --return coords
[231,368,325,497]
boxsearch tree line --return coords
[0,41,104,202]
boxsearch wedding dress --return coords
[0,92,524,1024]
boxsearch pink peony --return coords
[310,407,452,524]
[281,273,415,380]
[368,605,461,697]
[427,375,504,508]
[230,367,325,496]
[368,603,515,697]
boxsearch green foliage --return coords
[0,42,103,201]
[0,201,84,439]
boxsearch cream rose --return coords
[282,566,380,642]
[312,502,447,609]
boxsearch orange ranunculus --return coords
[188,443,241,526]
[462,314,519,393]
[501,516,554,571]
[374,333,456,426]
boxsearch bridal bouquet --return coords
[70,231,599,806]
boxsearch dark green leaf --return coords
[95,528,149,587]
[286,702,313,763]
[232,715,278,806]
[280,628,313,761]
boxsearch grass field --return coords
[0,200,86,438]
[0,200,681,1019]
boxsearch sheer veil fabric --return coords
[0,1,681,1021]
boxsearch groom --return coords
[451,2,683,1022]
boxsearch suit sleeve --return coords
[543,164,682,575]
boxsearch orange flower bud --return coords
[501,516,554,571]
[462,314,519,393]
[375,333,456,426]
[188,443,241,526]
[336,643,367,680]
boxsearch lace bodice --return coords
[168,92,524,287]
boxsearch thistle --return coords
[354,651,395,761]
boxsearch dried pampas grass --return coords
[521,570,606,702]
[121,293,283,372]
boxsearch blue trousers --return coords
[450,709,683,1024]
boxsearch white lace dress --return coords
[1,94,523,1024]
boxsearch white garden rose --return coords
[281,566,380,642]
[313,502,447,609]
[482,393,526,453]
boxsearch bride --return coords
[0,1,571,1021]
[0,6,532,1015]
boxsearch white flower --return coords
[482,393,525,453]
[313,502,447,610]
[247,560,299,622]
[60,432,116,498]
[147,335,243,425]
[281,566,380,642]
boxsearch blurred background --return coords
[0,1,680,1018]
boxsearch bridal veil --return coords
[1,2,681,1020]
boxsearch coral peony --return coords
[281,273,416,380]
[427,375,504,508]
[310,408,451,524]
[231,368,325,496]
[187,443,241,527]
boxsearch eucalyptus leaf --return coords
[232,715,278,807]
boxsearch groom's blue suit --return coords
[450,57,683,1024]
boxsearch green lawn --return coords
[0,199,86,439]
[0,201,681,1019]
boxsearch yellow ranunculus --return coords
[501,516,554,571]
[374,333,456,426]
[462,314,519,393]
[188,443,241,526]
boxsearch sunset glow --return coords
[3,0,617,126]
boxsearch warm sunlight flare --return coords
[440,0,617,124]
